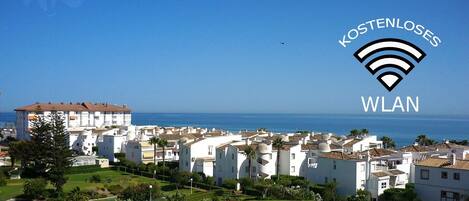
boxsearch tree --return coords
[242,145,256,179]
[449,139,469,145]
[23,178,48,200]
[29,115,54,177]
[380,136,396,149]
[323,181,338,201]
[157,138,169,168]
[349,129,370,137]
[360,129,369,135]
[0,171,7,186]
[272,136,286,181]
[8,140,33,169]
[415,134,436,146]
[148,136,160,165]
[46,113,73,194]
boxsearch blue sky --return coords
[0,0,468,114]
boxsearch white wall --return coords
[415,166,469,201]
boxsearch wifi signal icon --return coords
[354,38,426,91]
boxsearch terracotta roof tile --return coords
[320,151,360,160]
[416,157,469,171]
[15,102,130,112]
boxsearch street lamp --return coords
[149,185,153,201]
[190,178,193,194]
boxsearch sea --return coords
[1,112,468,147]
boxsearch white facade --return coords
[306,150,412,199]
[179,135,242,177]
[415,157,469,201]
[15,102,131,140]
[342,135,383,153]
[98,132,127,162]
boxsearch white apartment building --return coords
[15,102,131,140]
[99,133,127,162]
[415,155,469,201]
[179,134,242,177]
[125,134,199,165]
[215,140,277,185]
[307,149,412,200]
[342,135,383,153]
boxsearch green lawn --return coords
[0,169,211,201]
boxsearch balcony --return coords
[374,164,388,172]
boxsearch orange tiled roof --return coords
[320,151,360,160]
[15,102,130,112]
[416,157,469,171]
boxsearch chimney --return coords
[245,138,250,145]
[450,153,457,165]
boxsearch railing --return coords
[110,166,224,191]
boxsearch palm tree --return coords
[380,136,396,149]
[157,138,169,167]
[415,134,436,146]
[360,128,369,135]
[148,136,160,165]
[272,137,285,181]
[242,145,257,179]
[349,129,360,137]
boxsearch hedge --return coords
[66,165,104,174]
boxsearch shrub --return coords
[66,165,102,174]
[222,179,238,190]
[174,171,192,188]
[239,177,254,190]
[205,176,215,186]
[107,184,124,195]
[118,183,161,201]
[244,187,262,196]
[88,174,102,183]
[165,191,187,201]
[23,178,48,199]
[0,171,7,186]
[192,172,203,183]
[66,187,90,201]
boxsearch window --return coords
[232,154,234,160]
[291,153,296,159]
[208,145,213,155]
[245,166,249,173]
[381,182,387,189]
[454,172,460,180]
[441,191,460,201]
[420,169,429,180]
[360,180,365,188]
[308,158,314,165]
[185,161,188,167]
[333,160,337,169]
[185,148,188,154]
[325,177,328,183]
[231,166,234,173]
[441,171,448,179]
[219,152,222,158]
[360,164,366,172]
[253,167,256,173]
[291,166,296,173]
